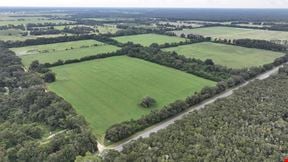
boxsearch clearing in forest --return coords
[173,26,288,42]
[163,42,285,69]
[11,40,120,66]
[48,56,216,138]
[113,33,187,46]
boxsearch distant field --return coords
[96,25,119,34]
[0,28,71,41]
[0,29,26,41]
[0,16,74,26]
[163,42,285,69]
[85,18,135,22]
[113,33,187,46]
[48,56,216,138]
[173,26,288,41]
[159,21,203,28]
[54,25,119,34]
[11,40,119,66]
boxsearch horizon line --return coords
[1,6,288,9]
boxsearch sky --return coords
[1,0,288,8]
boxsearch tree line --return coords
[42,50,125,68]
[232,39,287,52]
[0,24,25,30]
[0,48,98,161]
[103,65,288,161]
[126,45,233,81]
[0,34,121,48]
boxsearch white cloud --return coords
[1,0,288,8]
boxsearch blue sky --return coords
[0,0,288,8]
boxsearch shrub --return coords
[43,72,56,83]
[139,96,156,108]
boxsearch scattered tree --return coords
[43,72,56,83]
[139,96,156,108]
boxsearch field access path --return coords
[98,63,286,153]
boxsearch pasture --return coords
[163,42,285,69]
[48,56,216,138]
[0,16,74,26]
[0,29,27,41]
[96,25,119,34]
[0,29,71,41]
[11,40,120,66]
[173,26,288,41]
[113,33,187,46]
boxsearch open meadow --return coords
[0,29,27,41]
[113,33,187,46]
[163,42,285,69]
[96,25,119,34]
[173,26,288,41]
[0,29,71,41]
[0,16,74,26]
[48,56,216,138]
[11,40,120,66]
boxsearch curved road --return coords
[98,63,286,153]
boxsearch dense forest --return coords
[0,48,98,161]
[103,65,288,161]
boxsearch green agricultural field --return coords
[173,26,288,41]
[163,42,285,69]
[0,29,71,41]
[113,33,187,46]
[54,24,119,34]
[0,29,27,41]
[54,24,94,30]
[48,56,216,139]
[96,25,119,34]
[11,40,120,66]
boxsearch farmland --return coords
[113,33,187,46]
[0,16,74,26]
[3,7,288,162]
[0,29,27,41]
[48,56,216,138]
[163,42,285,68]
[0,32,68,41]
[11,40,120,66]
[0,28,72,41]
[173,26,288,41]
[54,24,119,34]
[96,25,119,34]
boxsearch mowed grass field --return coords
[48,56,216,138]
[96,25,119,34]
[11,40,120,66]
[0,29,26,41]
[164,42,285,69]
[173,26,288,41]
[0,17,74,26]
[113,33,187,46]
[0,29,71,41]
